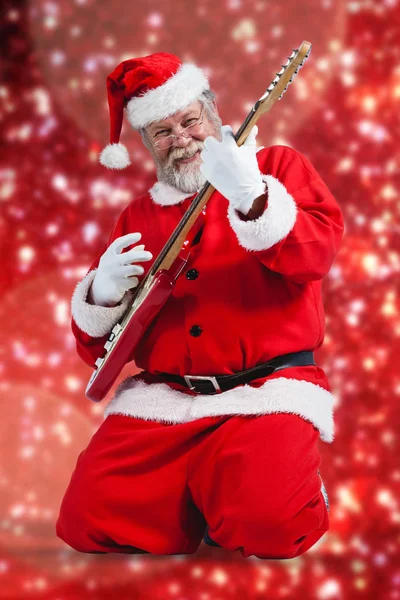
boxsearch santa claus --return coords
[56,51,343,559]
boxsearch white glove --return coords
[90,232,153,307]
[200,124,266,215]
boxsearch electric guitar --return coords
[85,40,312,402]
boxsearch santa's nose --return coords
[172,134,192,148]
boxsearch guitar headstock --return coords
[256,41,312,114]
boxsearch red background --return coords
[1,0,399,598]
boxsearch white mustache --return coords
[168,141,204,165]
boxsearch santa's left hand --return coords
[199,124,266,215]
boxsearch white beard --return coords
[154,140,207,194]
[158,162,207,194]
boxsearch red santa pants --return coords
[56,412,329,559]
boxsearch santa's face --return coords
[145,100,222,193]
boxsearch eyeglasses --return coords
[152,106,205,150]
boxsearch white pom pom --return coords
[99,143,131,170]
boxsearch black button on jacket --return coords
[186,269,199,280]
[189,325,203,337]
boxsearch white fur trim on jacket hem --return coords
[149,181,195,206]
[104,376,335,443]
[227,174,298,251]
[71,269,134,338]
[126,63,209,129]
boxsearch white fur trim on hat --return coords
[71,270,134,337]
[126,63,210,129]
[104,375,335,443]
[227,174,298,251]
[99,143,131,170]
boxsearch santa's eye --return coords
[154,129,170,137]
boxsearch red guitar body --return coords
[85,209,205,402]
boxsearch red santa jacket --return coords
[71,145,344,443]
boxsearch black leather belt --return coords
[155,350,315,395]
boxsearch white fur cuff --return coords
[71,269,133,337]
[227,174,298,251]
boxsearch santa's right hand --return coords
[91,232,153,307]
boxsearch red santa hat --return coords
[99,52,210,170]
